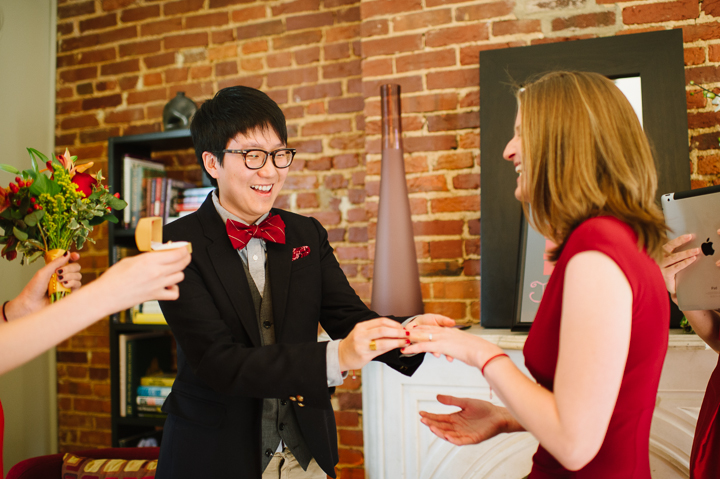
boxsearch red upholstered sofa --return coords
[6,447,159,479]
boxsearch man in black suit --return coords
[156,86,454,479]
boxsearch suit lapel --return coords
[197,198,262,347]
[267,209,293,338]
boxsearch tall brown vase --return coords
[370,84,424,317]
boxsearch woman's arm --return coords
[0,248,190,376]
[406,251,631,471]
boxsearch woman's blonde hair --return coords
[518,71,667,261]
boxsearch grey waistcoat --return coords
[241,261,313,472]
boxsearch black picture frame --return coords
[479,29,690,329]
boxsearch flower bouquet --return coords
[0,148,127,302]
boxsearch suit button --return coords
[263,320,272,329]
[289,396,297,402]
[265,449,273,458]
[298,403,305,407]
[279,423,285,431]
[280,400,287,406]
[297,395,304,402]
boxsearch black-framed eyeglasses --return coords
[219,148,296,169]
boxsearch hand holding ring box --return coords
[135,217,192,253]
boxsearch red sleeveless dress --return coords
[691,354,720,478]
[524,217,670,478]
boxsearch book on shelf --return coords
[117,429,163,448]
[122,155,165,228]
[174,186,214,216]
[137,385,171,397]
[140,372,176,387]
[164,179,196,224]
[131,300,167,325]
[118,332,173,418]
[137,405,164,413]
[137,395,166,407]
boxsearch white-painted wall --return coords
[0,0,57,475]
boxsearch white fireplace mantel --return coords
[362,327,717,479]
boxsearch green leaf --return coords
[29,173,51,195]
[13,227,28,241]
[26,251,43,263]
[68,218,79,229]
[0,164,20,175]
[108,196,128,210]
[23,209,44,227]
[27,239,44,249]
[26,148,49,173]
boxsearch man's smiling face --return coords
[203,127,288,224]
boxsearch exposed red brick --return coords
[212,29,236,44]
[273,30,323,50]
[60,66,98,84]
[59,1,95,19]
[100,59,140,76]
[119,40,162,58]
[82,94,122,110]
[453,173,480,189]
[164,0,205,15]
[361,19,388,38]
[552,12,615,31]
[324,60,361,79]
[460,42,525,65]
[98,26,137,46]
[362,58,393,77]
[58,22,74,36]
[394,9,452,32]
[427,68,479,90]
[622,0,699,24]
[424,301,465,318]
[431,195,479,212]
[102,0,137,10]
[127,88,168,105]
[60,35,100,53]
[685,46,706,66]
[456,1,513,21]
[141,18,184,37]
[396,49,456,73]
[683,23,720,42]
[329,97,364,114]
[144,52,176,70]
[287,12,335,31]
[428,111,479,131]
[325,174,349,189]
[362,76,423,97]
[492,19,542,36]
[361,0,422,18]
[295,47,321,65]
[325,42,350,61]
[338,6,360,24]
[361,34,422,57]
[187,12,230,29]
[697,155,720,175]
[105,108,145,124]
[427,23,489,47]
[120,5,160,23]
[164,32,209,50]
[272,0,320,15]
[303,119,353,136]
[686,66,720,85]
[293,82,344,101]
[79,14,117,33]
[268,66,318,87]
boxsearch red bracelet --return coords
[481,353,509,376]
[2,301,8,322]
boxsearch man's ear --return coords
[202,151,221,180]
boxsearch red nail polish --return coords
[58,269,63,274]
[406,331,410,336]
[406,339,411,344]
[401,348,406,353]
[63,251,68,257]
[57,275,63,280]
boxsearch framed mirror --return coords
[479,29,690,329]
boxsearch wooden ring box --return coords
[135,217,192,253]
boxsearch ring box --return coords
[135,217,192,253]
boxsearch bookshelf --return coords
[107,129,196,447]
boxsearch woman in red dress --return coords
[662,233,720,478]
[403,71,670,477]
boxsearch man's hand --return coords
[660,233,701,305]
[5,252,82,321]
[338,317,409,371]
[420,395,521,446]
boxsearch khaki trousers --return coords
[262,448,326,479]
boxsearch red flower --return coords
[72,171,97,197]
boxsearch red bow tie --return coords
[226,214,286,251]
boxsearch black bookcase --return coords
[107,129,194,446]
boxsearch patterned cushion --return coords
[61,453,157,479]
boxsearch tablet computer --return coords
[661,184,720,311]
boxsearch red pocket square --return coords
[292,246,310,261]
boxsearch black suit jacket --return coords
[155,196,423,478]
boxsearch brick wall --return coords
[53,0,719,476]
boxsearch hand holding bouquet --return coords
[0,148,127,302]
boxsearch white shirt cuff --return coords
[326,339,346,387]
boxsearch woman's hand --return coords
[4,252,82,321]
[660,233,701,305]
[420,395,521,446]
[404,325,503,369]
[338,317,410,371]
[96,248,191,314]
[405,313,456,330]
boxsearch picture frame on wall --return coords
[479,29,690,330]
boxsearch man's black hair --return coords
[190,86,287,187]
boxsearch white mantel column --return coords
[362,328,716,479]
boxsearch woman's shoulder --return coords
[564,216,638,258]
